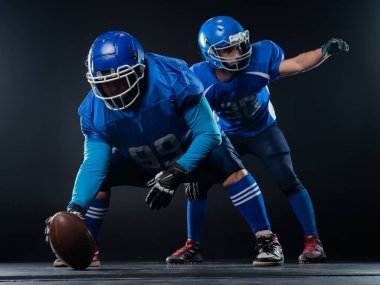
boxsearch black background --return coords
[0,0,379,262]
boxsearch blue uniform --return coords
[69,53,246,210]
[80,53,205,174]
[191,40,284,137]
[188,40,319,236]
[68,30,276,253]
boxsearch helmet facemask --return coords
[87,63,145,111]
[208,30,252,71]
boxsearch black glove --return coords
[67,204,86,220]
[322,38,349,58]
[145,163,189,210]
[44,204,86,243]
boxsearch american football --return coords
[48,211,95,269]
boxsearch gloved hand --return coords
[44,204,86,243]
[322,38,349,58]
[145,163,189,210]
[67,204,86,220]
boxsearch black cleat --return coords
[298,234,327,264]
[166,240,203,264]
[253,232,284,266]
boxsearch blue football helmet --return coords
[198,16,252,71]
[86,31,146,111]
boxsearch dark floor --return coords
[1,261,380,284]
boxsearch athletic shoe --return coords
[165,239,203,264]
[298,234,327,264]
[253,230,284,266]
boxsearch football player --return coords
[48,30,284,267]
[166,16,349,264]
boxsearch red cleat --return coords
[166,239,203,264]
[298,234,327,264]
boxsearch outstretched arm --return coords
[279,48,323,77]
[279,38,349,77]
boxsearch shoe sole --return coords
[298,256,327,264]
[89,261,100,267]
[53,263,68,267]
[252,261,284,267]
[166,260,203,265]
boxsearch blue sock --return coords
[187,199,208,242]
[226,174,270,234]
[85,198,110,243]
[288,189,318,236]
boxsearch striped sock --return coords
[85,199,110,243]
[226,173,270,234]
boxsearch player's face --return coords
[88,62,146,111]
[219,44,243,57]
[96,73,139,108]
[218,44,244,68]
[98,78,131,98]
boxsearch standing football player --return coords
[166,16,349,264]
[49,30,285,267]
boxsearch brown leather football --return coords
[48,211,95,269]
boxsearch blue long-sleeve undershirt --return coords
[177,95,221,172]
[68,141,111,210]
[69,95,221,210]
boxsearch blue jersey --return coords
[191,40,284,137]
[79,53,204,174]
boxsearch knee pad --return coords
[207,142,244,181]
